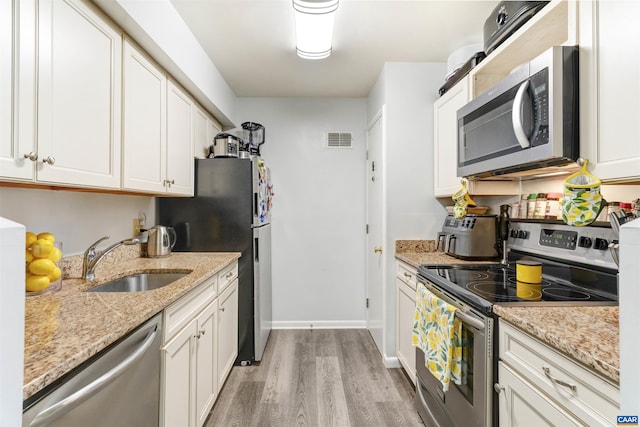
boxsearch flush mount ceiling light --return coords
[293,0,339,60]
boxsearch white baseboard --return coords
[384,355,401,368]
[272,320,367,330]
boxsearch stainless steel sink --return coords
[87,272,189,292]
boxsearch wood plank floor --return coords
[205,329,424,427]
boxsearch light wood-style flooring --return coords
[205,329,424,427]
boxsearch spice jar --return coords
[620,202,633,214]
[533,193,547,219]
[545,192,561,220]
[607,202,621,216]
[519,194,529,219]
[527,194,538,219]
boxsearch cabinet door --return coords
[0,0,36,180]
[396,278,416,384]
[207,117,221,156]
[434,78,469,197]
[37,0,122,188]
[498,362,583,427]
[195,299,218,427]
[193,105,209,159]
[166,80,194,196]
[217,279,238,389]
[579,1,640,182]
[162,319,197,427]
[122,39,166,193]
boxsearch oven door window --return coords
[455,323,475,403]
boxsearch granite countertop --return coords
[23,249,240,401]
[395,239,619,384]
[493,305,619,383]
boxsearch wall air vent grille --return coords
[327,132,352,148]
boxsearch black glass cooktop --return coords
[418,260,618,315]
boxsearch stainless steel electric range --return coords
[415,220,619,427]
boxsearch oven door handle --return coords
[456,310,485,331]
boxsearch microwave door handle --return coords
[512,80,531,149]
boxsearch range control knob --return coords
[510,229,519,238]
[517,230,529,239]
[578,236,593,248]
[593,238,609,250]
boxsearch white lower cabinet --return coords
[161,261,238,427]
[498,361,583,426]
[496,320,619,427]
[217,279,238,390]
[395,260,417,384]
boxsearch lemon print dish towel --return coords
[412,283,462,392]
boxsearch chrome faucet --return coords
[82,235,141,281]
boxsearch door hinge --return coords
[366,298,369,308]
[366,224,369,234]
[366,150,369,161]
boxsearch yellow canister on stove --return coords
[516,260,542,284]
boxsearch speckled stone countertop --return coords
[23,248,240,401]
[395,239,496,268]
[396,241,619,384]
[493,305,619,383]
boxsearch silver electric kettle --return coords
[146,225,177,258]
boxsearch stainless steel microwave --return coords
[457,45,579,178]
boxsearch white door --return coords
[366,108,384,354]
[166,80,194,195]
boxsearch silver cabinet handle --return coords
[512,80,531,149]
[494,383,505,394]
[194,330,205,339]
[42,156,56,165]
[29,325,158,427]
[542,366,577,392]
[24,152,38,161]
[403,272,412,279]
[225,272,233,279]
[220,307,225,312]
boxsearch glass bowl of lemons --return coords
[25,231,62,295]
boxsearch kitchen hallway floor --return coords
[205,329,424,427]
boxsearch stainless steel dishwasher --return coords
[23,313,162,427]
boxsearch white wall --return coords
[0,187,155,255]
[236,97,368,328]
[368,62,447,360]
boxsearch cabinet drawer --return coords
[396,261,417,290]
[499,320,619,425]
[217,261,238,294]
[164,275,217,341]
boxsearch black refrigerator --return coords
[157,157,272,364]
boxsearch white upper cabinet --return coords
[37,0,122,188]
[578,1,640,182]
[122,38,167,193]
[433,78,469,197]
[0,0,37,181]
[166,80,194,196]
[193,104,209,159]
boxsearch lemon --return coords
[37,232,55,244]
[47,266,62,282]
[31,239,54,258]
[26,274,50,292]
[26,250,34,264]
[29,258,56,276]
[26,232,37,249]
[47,247,62,263]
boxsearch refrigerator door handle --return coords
[254,193,258,218]
[255,237,259,262]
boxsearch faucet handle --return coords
[86,235,110,255]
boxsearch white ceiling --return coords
[170,0,498,98]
